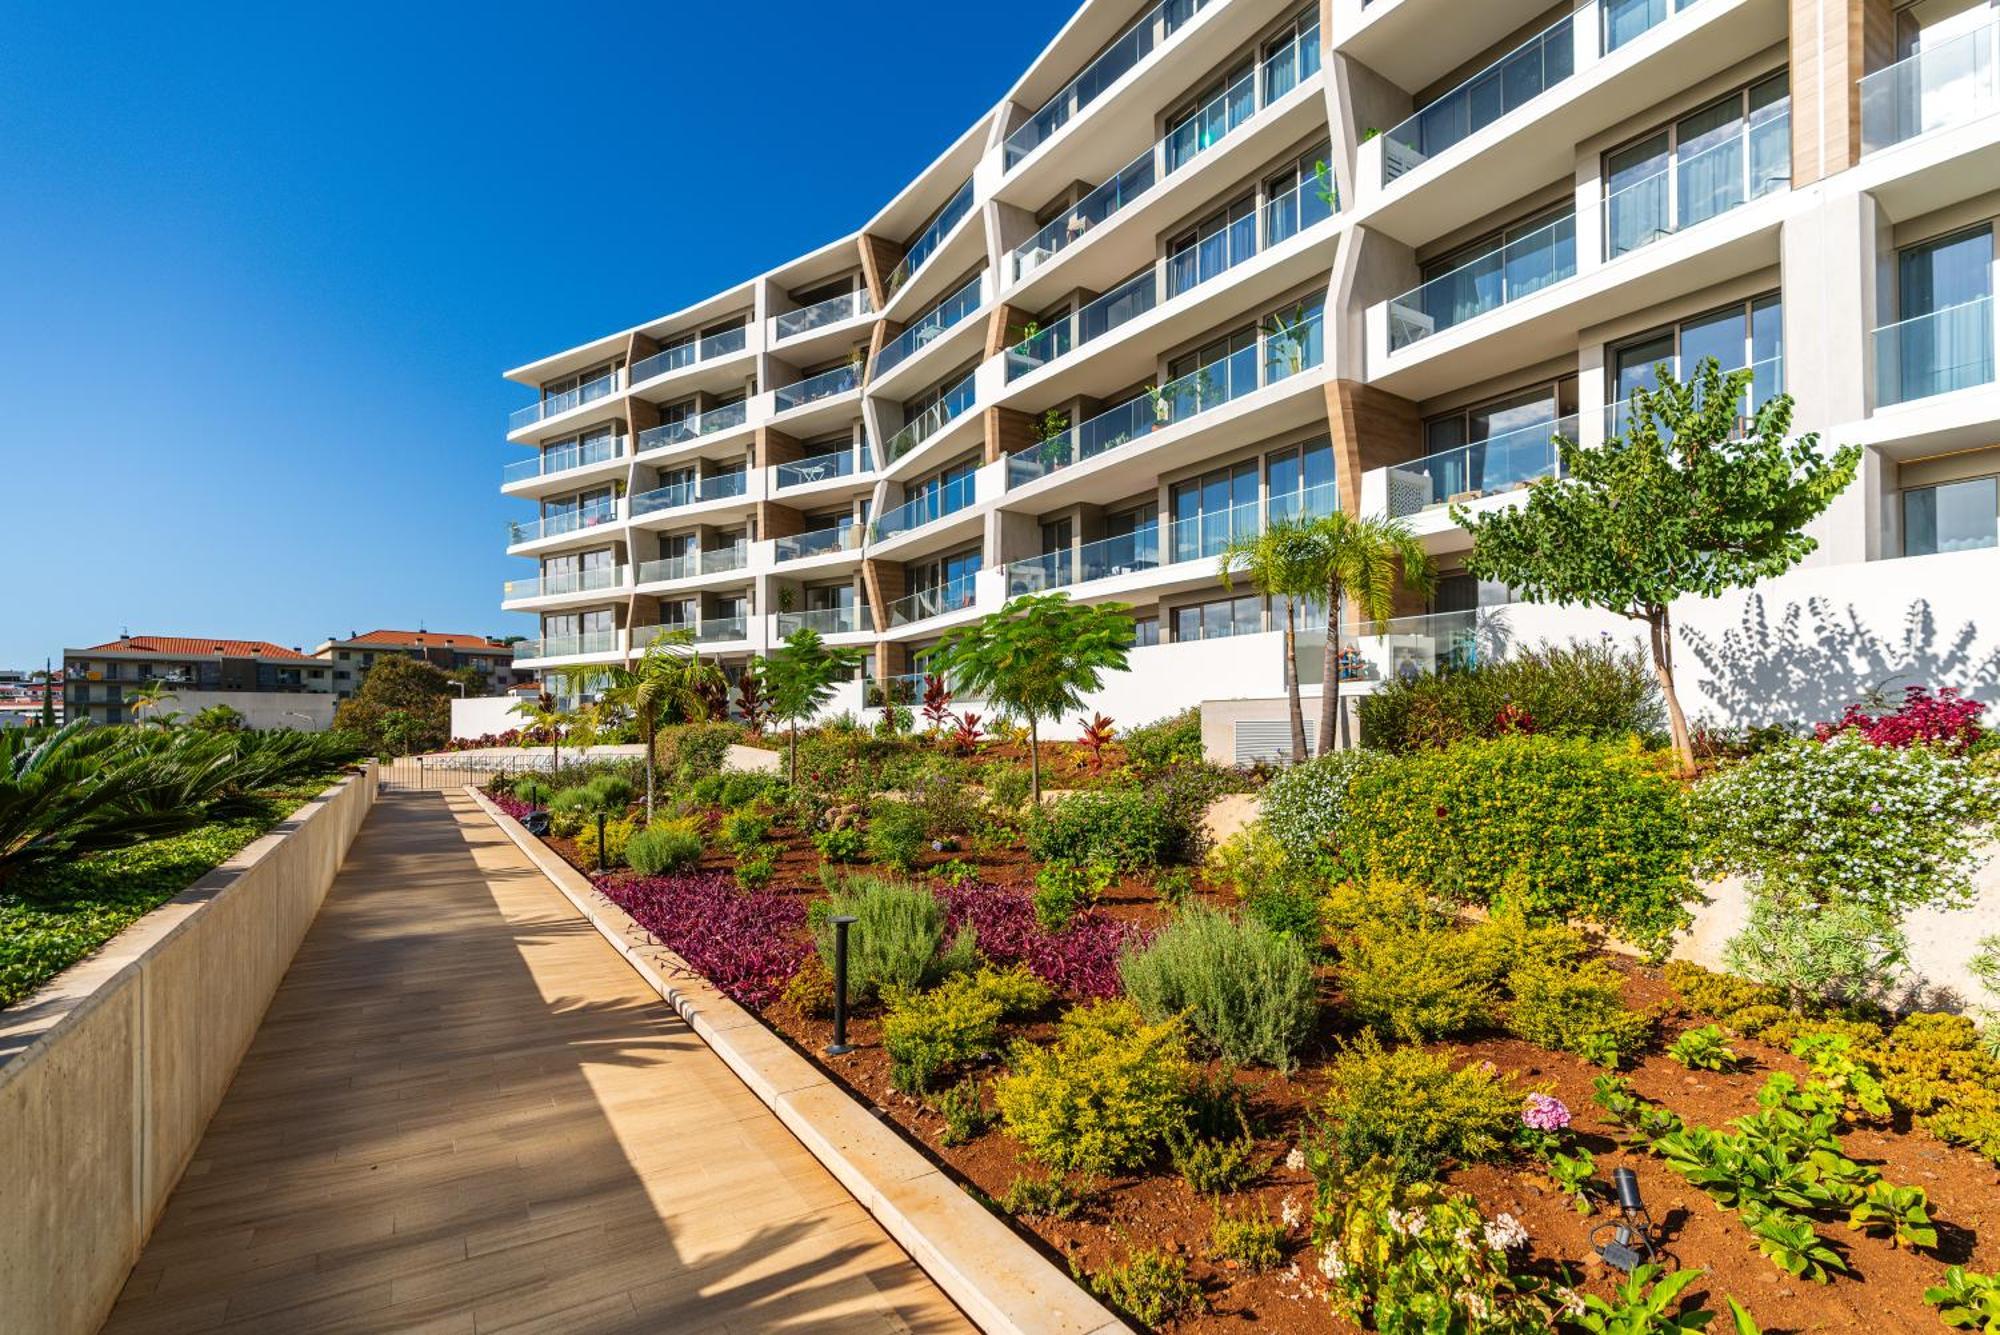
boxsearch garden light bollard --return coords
[595,812,606,872]
[826,915,857,1056]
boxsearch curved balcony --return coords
[885,178,976,300]
[874,276,983,379]
[772,289,872,342]
[1381,12,1575,186]
[775,606,862,638]
[774,524,860,563]
[1003,0,1217,169]
[772,363,861,415]
[1386,215,1577,353]
[509,369,621,432]
[629,325,749,386]
[636,401,750,455]
[873,473,977,543]
[886,575,979,628]
[882,372,978,467]
[502,566,631,603]
[775,447,862,491]
[630,471,748,519]
[507,503,621,546]
[502,435,627,486]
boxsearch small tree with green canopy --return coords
[512,692,572,780]
[1218,518,1324,764]
[926,593,1135,805]
[761,627,865,783]
[1451,360,1861,770]
[333,655,452,754]
[555,628,718,818]
[1300,513,1435,754]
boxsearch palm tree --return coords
[927,593,1134,806]
[1219,518,1323,764]
[512,693,570,781]
[126,679,178,727]
[1299,513,1436,753]
[189,703,246,733]
[760,628,865,784]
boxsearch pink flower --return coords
[1521,1093,1571,1133]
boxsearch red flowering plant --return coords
[600,872,810,1008]
[1492,702,1537,737]
[1077,712,1116,774]
[1814,685,1987,754]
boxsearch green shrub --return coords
[1203,824,1303,898]
[1343,735,1698,954]
[995,1000,1193,1177]
[812,825,865,863]
[1209,1202,1284,1272]
[1337,924,1502,1042]
[1086,1249,1204,1326]
[1167,1077,1264,1192]
[1243,884,1325,947]
[999,1173,1081,1219]
[1259,749,1392,866]
[1121,708,1205,773]
[575,815,637,869]
[733,844,778,889]
[782,955,834,1017]
[1315,1031,1525,1183]
[718,808,770,853]
[882,966,1052,1093]
[664,722,740,782]
[1359,640,1665,754]
[1723,896,1906,1009]
[511,776,552,805]
[626,819,703,875]
[546,786,591,837]
[1507,955,1653,1068]
[867,801,929,873]
[1668,1024,1740,1072]
[980,763,1032,813]
[1663,960,1783,1024]
[1031,858,1115,930]
[1323,875,1441,937]
[1028,788,1174,871]
[1120,905,1317,1070]
[934,1077,994,1146]
[718,771,779,808]
[809,876,974,1001]
[1153,866,1194,909]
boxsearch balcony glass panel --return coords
[1262,171,1337,248]
[518,628,621,660]
[1387,214,1576,352]
[1164,67,1258,172]
[882,372,978,465]
[1384,415,1577,516]
[1875,296,1997,405]
[637,554,696,584]
[887,574,980,627]
[773,289,872,341]
[508,502,619,544]
[776,606,860,637]
[1605,355,1784,437]
[1602,100,1790,259]
[1007,308,1326,487]
[1006,269,1156,381]
[1603,0,1701,53]
[630,471,747,517]
[1382,14,1574,183]
[636,401,750,453]
[874,275,983,378]
[1006,525,1163,595]
[503,434,625,483]
[874,472,978,542]
[629,325,748,384]
[886,178,976,299]
[510,369,621,431]
[1861,16,2000,154]
[1344,610,1481,683]
[773,363,860,413]
[1170,480,1339,565]
[695,617,748,644]
[1903,476,1999,556]
[773,525,859,562]
[775,448,859,489]
[503,566,628,601]
[1002,0,1215,168]
[701,544,748,574]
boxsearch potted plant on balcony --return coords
[1034,408,1071,470]
[1146,384,1172,430]
[1262,303,1313,377]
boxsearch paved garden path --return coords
[100,789,971,1335]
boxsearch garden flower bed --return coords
[486,706,2000,1333]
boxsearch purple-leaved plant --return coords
[937,881,1145,1000]
[601,873,810,1008]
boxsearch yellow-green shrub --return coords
[1507,955,1653,1068]
[882,966,1051,1094]
[1337,924,1501,1042]
[575,816,637,868]
[995,1000,1192,1177]
[1316,1031,1527,1183]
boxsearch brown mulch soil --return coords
[535,803,2000,1333]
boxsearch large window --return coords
[1172,594,1265,642]
[1419,379,1579,502]
[1604,74,1791,259]
[1904,474,1999,555]
[1883,224,1996,403]
[1167,195,1257,296]
[1609,295,1783,434]
[1171,461,1259,563]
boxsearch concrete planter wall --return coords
[0,764,377,1335]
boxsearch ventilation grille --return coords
[1233,719,1319,766]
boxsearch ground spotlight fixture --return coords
[825,915,857,1056]
[1590,1166,1659,1274]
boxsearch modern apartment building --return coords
[499,0,2000,757]
[63,636,337,728]
[311,629,528,700]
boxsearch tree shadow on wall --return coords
[1681,594,2000,728]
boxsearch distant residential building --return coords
[311,629,530,700]
[0,670,59,729]
[63,636,335,728]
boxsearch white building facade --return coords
[498,0,2000,758]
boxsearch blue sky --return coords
[0,1,1076,666]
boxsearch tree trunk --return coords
[1647,606,1695,771]
[642,720,656,820]
[1283,598,1306,765]
[789,719,799,785]
[1318,579,1343,756]
[1028,716,1043,807]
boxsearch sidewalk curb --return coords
[467,788,1126,1335]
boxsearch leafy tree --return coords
[1218,518,1323,763]
[189,703,246,732]
[1453,360,1860,769]
[927,593,1134,805]
[332,655,452,755]
[1299,513,1434,753]
[760,628,864,783]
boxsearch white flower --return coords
[1318,1244,1346,1281]
[1281,1195,1304,1230]
[1284,1146,1306,1173]
[1482,1212,1530,1251]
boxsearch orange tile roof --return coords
[76,636,319,663]
[344,630,507,650]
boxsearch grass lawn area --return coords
[0,776,344,1009]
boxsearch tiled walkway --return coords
[101,790,970,1334]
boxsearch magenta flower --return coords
[1522,1093,1572,1133]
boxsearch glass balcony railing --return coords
[886,178,976,300]
[1261,171,1339,249]
[1861,17,2000,155]
[695,616,749,644]
[637,554,696,584]
[1875,296,1996,406]
[1006,525,1163,596]
[630,471,748,517]
[629,325,749,385]
[635,400,750,454]
[503,434,626,484]
[776,605,861,637]
[510,368,621,431]
[1387,214,1576,352]
[773,289,873,341]
[1171,481,1340,565]
[503,566,630,601]
[1603,105,1791,260]
[887,574,980,628]
[882,371,978,465]
[773,363,861,414]
[1383,416,1577,517]
[1006,268,1155,381]
[508,503,620,545]
[1343,610,1482,683]
[1605,355,1784,437]
[874,472,978,542]
[1007,308,1325,487]
[875,275,982,378]
[1012,23,1319,282]
[1382,14,1574,184]
[776,448,861,490]
[1602,0,1702,53]
[701,543,748,575]
[774,524,860,562]
[516,629,622,660]
[1003,0,1216,168]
